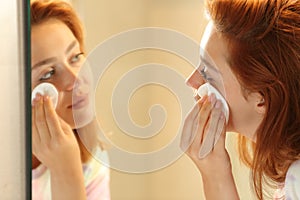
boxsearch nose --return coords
[186,68,205,90]
[61,64,80,91]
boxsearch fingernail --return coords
[209,93,216,103]
[43,95,49,101]
[215,100,222,108]
[34,95,41,102]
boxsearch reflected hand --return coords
[32,93,81,173]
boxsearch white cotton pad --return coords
[197,82,229,124]
[31,83,58,109]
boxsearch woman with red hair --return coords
[181,0,300,199]
[31,1,110,199]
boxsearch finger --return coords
[57,115,74,136]
[43,95,63,139]
[198,100,223,158]
[198,94,217,144]
[180,96,207,151]
[35,94,51,143]
[190,96,213,152]
[180,100,200,150]
[213,112,226,152]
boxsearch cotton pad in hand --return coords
[32,83,58,109]
[197,82,229,124]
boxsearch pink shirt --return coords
[32,151,110,200]
[274,160,300,199]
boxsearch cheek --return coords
[55,95,64,117]
[55,91,70,109]
[55,101,75,127]
[225,88,257,136]
[223,83,244,129]
[55,93,69,116]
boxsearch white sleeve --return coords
[285,160,300,199]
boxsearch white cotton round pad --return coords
[197,82,229,124]
[32,83,58,109]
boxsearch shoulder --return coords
[82,150,110,183]
[83,150,111,199]
[285,160,300,199]
[286,160,300,180]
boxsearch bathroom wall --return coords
[0,0,27,199]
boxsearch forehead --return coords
[31,19,75,45]
[199,22,228,64]
[31,19,77,61]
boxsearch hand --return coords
[180,94,231,176]
[180,94,240,199]
[32,93,81,173]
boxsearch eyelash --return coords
[40,68,55,81]
[200,65,213,82]
[39,52,84,81]
[70,52,84,63]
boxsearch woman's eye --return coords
[200,65,207,72]
[40,69,55,81]
[200,65,212,82]
[70,52,84,63]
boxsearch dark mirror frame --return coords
[23,0,31,199]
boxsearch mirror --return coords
[30,1,255,199]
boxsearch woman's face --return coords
[31,19,92,129]
[186,22,264,140]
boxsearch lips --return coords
[68,95,88,110]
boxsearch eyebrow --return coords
[65,40,77,54]
[32,57,57,69]
[32,40,78,69]
[199,56,219,73]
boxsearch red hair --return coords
[206,0,300,199]
[31,0,85,52]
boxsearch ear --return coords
[254,93,266,115]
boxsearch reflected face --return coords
[186,22,263,139]
[31,19,92,128]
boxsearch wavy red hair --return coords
[206,0,300,199]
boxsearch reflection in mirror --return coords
[31,1,110,199]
